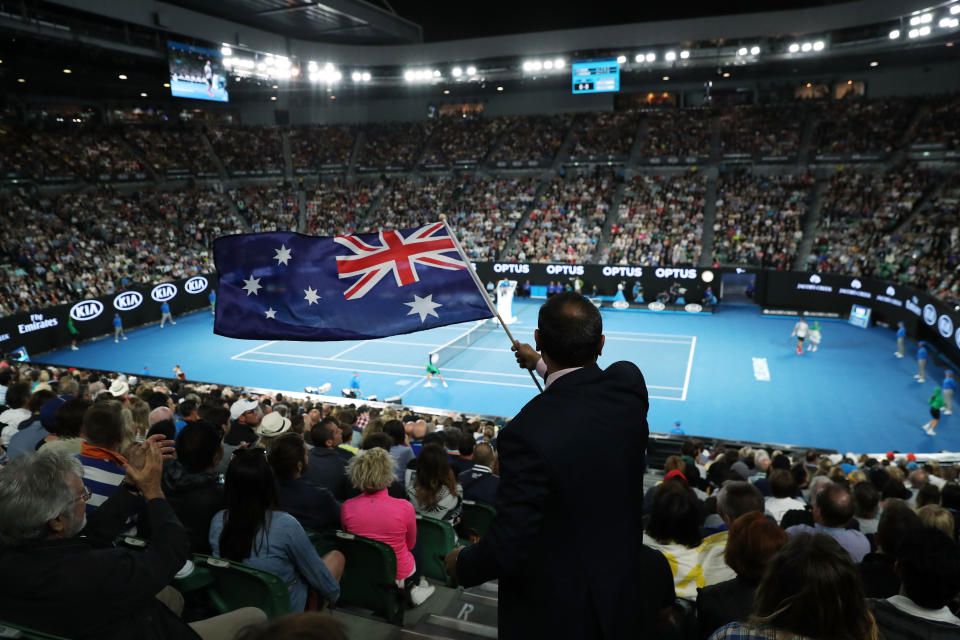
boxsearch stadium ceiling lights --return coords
[118,74,127,80]
[522,58,564,73]
[952,4,960,15]
[466,66,477,76]
[790,40,824,52]
[404,68,438,82]
[351,71,372,82]
[309,62,342,83]
[909,13,933,26]
[940,17,960,28]
[616,55,627,63]
[889,29,901,39]
[221,45,232,56]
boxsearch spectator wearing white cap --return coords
[226,398,261,447]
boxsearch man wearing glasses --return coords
[0,442,266,638]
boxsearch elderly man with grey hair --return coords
[0,445,265,639]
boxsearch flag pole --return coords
[440,216,543,393]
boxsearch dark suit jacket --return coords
[304,447,351,500]
[696,576,757,640]
[456,361,650,639]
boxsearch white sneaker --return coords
[115,339,119,343]
[914,374,921,378]
[945,410,953,415]
[918,378,925,383]
[410,582,435,606]
[122,336,128,340]
[424,382,432,387]
[442,381,448,387]
[70,345,78,351]
[171,322,176,325]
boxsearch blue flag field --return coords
[213,222,494,341]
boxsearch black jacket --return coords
[458,465,499,506]
[869,598,960,640]
[456,362,650,639]
[860,552,901,599]
[160,459,225,554]
[696,576,758,640]
[304,447,351,500]
[0,488,199,640]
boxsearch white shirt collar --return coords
[535,358,583,389]
[886,595,960,626]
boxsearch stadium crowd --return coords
[125,127,218,177]
[229,184,300,232]
[605,171,706,266]
[304,178,385,236]
[0,358,957,638]
[717,105,803,159]
[419,117,508,167]
[207,126,284,175]
[513,169,615,263]
[448,176,539,261]
[487,114,572,166]
[289,125,357,171]
[641,109,712,159]
[812,97,919,157]
[570,111,640,160]
[357,123,427,169]
[712,170,814,269]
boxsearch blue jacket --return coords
[918,347,928,361]
[113,316,122,328]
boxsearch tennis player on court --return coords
[425,355,448,388]
[790,314,809,355]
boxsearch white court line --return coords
[248,350,684,389]
[605,337,695,345]
[231,341,277,360]
[330,341,368,360]
[603,330,696,339]
[680,336,697,401]
[399,376,428,398]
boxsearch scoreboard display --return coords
[572,58,620,94]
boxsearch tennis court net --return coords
[428,319,497,369]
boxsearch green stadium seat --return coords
[415,516,458,585]
[310,530,405,624]
[0,621,69,640]
[459,500,496,544]
[193,554,291,619]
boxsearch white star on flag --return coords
[304,286,321,305]
[264,307,277,319]
[405,294,442,322]
[242,275,262,296]
[273,244,293,266]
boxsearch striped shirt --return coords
[76,444,127,515]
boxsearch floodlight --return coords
[496,86,503,91]
[352,71,362,82]
[812,41,824,51]
[270,96,277,101]
[680,50,690,59]
[750,46,760,55]
[870,61,879,67]
[118,74,127,80]
[221,46,232,56]
[920,12,933,23]
[532,61,543,71]
[553,58,564,68]
[308,61,318,71]
[63,68,72,74]
[645,52,656,62]
[547,59,558,70]
[665,51,677,61]
[361,72,371,81]
[290,67,300,77]
[910,15,921,25]
[466,66,477,75]
[737,47,748,56]
[433,69,441,77]
[788,43,800,52]
[635,54,644,62]
[908,28,920,38]
[452,66,462,77]
[952,4,960,15]
[889,29,901,39]
[257,62,266,71]
[140,92,147,97]
[662,76,670,81]
[522,61,533,71]
[616,55,626,63]
[940,17,959,28]
[919,25,931,35]
[801,42,812,52]
[404,70,415,82]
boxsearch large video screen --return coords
[572,58,619,94]
[167,41,229,103]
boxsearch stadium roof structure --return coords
[162,0,422,45]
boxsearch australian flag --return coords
[213,222,494,341]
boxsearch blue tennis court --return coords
[34,300,958,454]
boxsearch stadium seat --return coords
[459,500,496,544]
[310,530,405,624]
[415,515,458,585]
[192,554,291,619]
[0,622,69,640]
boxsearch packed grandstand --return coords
[2,0,960,639]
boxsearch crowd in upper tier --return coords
[0,94,959,316]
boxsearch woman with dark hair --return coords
[404,443,462,523]
[643,480,735,599]
[696,512,788,639]
[709,533,880,639]
[209,448,345,611]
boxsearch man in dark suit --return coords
[445,292,653,639]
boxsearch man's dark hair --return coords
[896,527,960,609]
[537,291,603,368]
[5,381,28,409]
[719,481,764,521]
[816,483,854,527]
[267,433,306,482]
[310,423,335,448]
[360,432,394,452]
[443,427,462,452]
[26,390,56,413]
[0,368,11,387]
[318,416,339,430]
[852,482,880,519]
[423,431,445,447]
[338,407,357,426]
[179,399,198,418]
[769,469,797,499]
[458,430,475,457]
[176,420,222,474]
[916,483,940,508]
[941,483,960,510]
[147,391,170,410]
[646,481,703,548]
[882,479,910,501]
[82,405,124,448]
[53,398,92,439]
[340,422,353,445]
[876,499,923,555]
[198,405,230,428]
[805,449,817,463]
[383,420,405,446]
[771,454,792,471]
[147,419,176,441]
[680,440,697,457]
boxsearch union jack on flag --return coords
[213,222,493,341]
[335,222,467,300]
